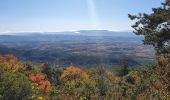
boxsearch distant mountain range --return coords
[75,30,136,37]
[0,30,137,37]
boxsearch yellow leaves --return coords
[37,97,43,100]
[79,96,87,100]
[127,71,141,83]
[106,69,121,82]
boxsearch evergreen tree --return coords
[129,0,170,54]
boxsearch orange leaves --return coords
[29,73,51,92]
[29,73,46,83]
[39,80,51,92]
[0,54,17,61]
[0,54,22,72]
[60,66,89,80]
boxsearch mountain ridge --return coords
[0,30,136,37]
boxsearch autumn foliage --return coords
[39,80,51,92]
[0,54,16,60]
[0,54,23,72]
[29,73,46,83]
[29,73,51,92]
[0,53,170,99]
[60,65,89,80]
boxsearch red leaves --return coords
[29,73,45,83]
[29,73,51,92]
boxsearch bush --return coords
[0,72,32,100]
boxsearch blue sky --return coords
[0,0,162,33]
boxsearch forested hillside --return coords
[0,54,169,100]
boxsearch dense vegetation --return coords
[0,50,169,100]
[0,0,170,100]
[0,54,169,100]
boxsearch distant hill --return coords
[76,30,136,37]
[0,30,136,37]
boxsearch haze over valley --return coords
[0,30,154,68]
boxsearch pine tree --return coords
[129,0,170,55]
